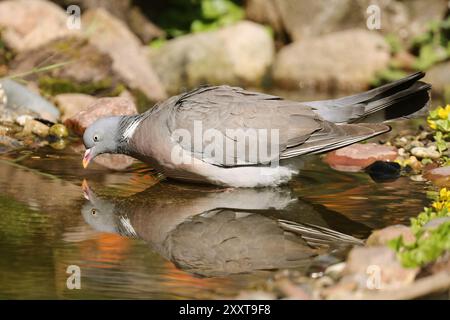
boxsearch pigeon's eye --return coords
[93,135,99,142]
[91,208,97,215]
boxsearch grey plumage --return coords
[83,72,431,187]
[82,183,364,277]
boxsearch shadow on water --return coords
[0,122,431,298]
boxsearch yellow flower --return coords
[432,201,444,210]
[438,107,449,119]
[439,188,450,201]
[428,119,437,130]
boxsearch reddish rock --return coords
[54,93,98,122]
[65,96,137,136]
[324,143,398,172]
[71,142,134,171]
[366,225,415,247]
[424,166,450,187]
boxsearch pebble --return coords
[15,115,33,126]
[48,124,68,138]
[22,119,49,137]
[410,146,440,159]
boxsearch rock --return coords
[64,96,137,136]
[54,93,98,122]
[48,124,68,138]
[273,29,390,92]
[424,61,450,95]
[0,0,74,52]
[366,225,416,247]
[324,143,398,172]
[0,79,60,122]
[365,161,401,183]
[55,0,164,43]
[411,146,440,159]
[15,115,33,126]
[423,166,450,187]
[149,21,274,95]
[22,119,49,137]
[9,37,122,97]
[423,217,450,230]
[343,246,419,290]
[0,135,23,153]
[71,141,134,171]
[126,6,165,43]
[80,8,166,102]
[245,0,448,43]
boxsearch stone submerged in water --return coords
[423,166,450,187]
[71,142,134,171]
[324,143,398,172]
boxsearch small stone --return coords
[411,146,440,159]
[23,119,49,137]
[49,139,67,150]
[15,115,33,126]
[48,124,68,138]
[408,156,423,172]
[410,174,426,182]
[410,140,424,148]
[394,136,409,148]
[64,97,138,136]
[324,143,398,172]
[0,135,23,153]
[366,225,415,247]
[424,166,450,187]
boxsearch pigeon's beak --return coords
[82,179,91,200]
[83,148,94,168]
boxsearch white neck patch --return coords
[122,118,141,141]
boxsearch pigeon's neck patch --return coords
[123,119,140,140]
[120,115,144,142]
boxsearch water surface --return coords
[0,125,430,299]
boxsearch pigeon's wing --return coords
[166,86,390,166]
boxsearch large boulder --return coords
[424,61,450,95]
[148,21,275,95]
[273,29,390,92]
[0,0,74,52]
[9,37,117,87]
[80,8,166,102]
[246,0,448,43]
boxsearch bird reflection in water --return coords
[81,181,370,277]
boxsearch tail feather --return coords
[306,72,431,123]
[278,219,364,249]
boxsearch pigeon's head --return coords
[82,116,122,168]
[81,179,119,234]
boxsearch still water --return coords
[0,122,430,299]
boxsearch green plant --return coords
[390,187,450,268]
[149,0,244,39]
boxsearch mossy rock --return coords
[8,37,126,97]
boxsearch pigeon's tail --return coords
[278,220,364,249]
[306,72,431,124]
